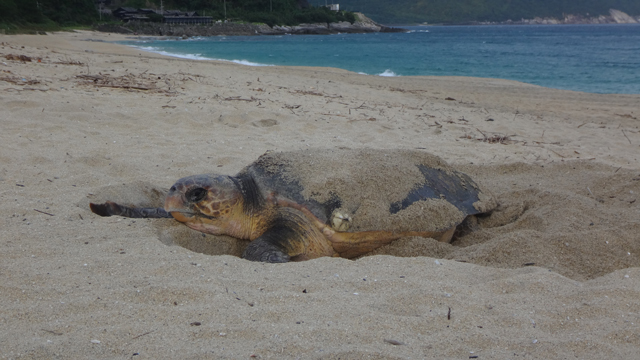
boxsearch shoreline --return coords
[1,30,640,358]
[109,26,640,95]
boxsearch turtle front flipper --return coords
[242,207,335,263]
[242,240,291,263]
[90,201,173,218]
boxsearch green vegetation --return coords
[115,0,355,27]
[0,0,98,33]
[5,0,637,33]
[0,0,356,32]
[243,7,356,27]
[335,0,640,24]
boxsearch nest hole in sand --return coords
[84,161,640,282]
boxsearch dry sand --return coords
[1,30,639,359]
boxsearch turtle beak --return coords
[164,186,194,223]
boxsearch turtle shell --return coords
[239,149,497,233]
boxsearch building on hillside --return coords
[328,4,339,11]
[163,16,213,25]
[112,7,138,20]
[111,7,212,24]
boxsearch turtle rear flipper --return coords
[90,201,173,218]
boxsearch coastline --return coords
[1,30,640,358]
[110,25,640,95]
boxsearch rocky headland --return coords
[484,9,639,25]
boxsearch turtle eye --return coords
[186,187,207,203]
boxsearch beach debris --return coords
[131,330,156,340]
[41,329,63,336]
[622,129,632,144]
[292,89,342,98]
[483,134,515,144]
[4,54,33,62]
[223,96,259,102]
[447,307,452,320]
[615,113,637,119]
[34,209,54,216]
[76,74,153,91]
[0,73,41,86]
[190,322,202,326]
[75,72,179,94]
[90,339,101,344]
[54,58,85,66]
[445,97,456,101]
[384,339,405,345]
[470,128,516,144]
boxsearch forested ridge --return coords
[0,0,354,31]
[0,0,98,27]
[336,0,640,24]
[2,0,640,31]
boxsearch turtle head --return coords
[164,174,249,237]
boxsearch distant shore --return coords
[417,8,639,26]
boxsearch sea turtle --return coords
[90,149,497,262]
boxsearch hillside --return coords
[0,0,354,32]
[336,0,640,24]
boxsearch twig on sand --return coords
[547,148,565,158]
[384,339,405,346]
[223,96,259,102]
[132,330,156,340]
[34,209,54,216]
[622,130,632,144]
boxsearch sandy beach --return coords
[1,30,639,358]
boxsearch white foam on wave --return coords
[132,46,212,60]
[183,36,207,41]
[230,59,273,67]
[127,45,274,67]
[378,69,398,77]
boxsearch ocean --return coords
[120,24,640,94]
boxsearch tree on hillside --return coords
[0,0,98,25]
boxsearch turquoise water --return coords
[121,24,640,94]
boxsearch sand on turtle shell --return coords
[249,148,479,232]
[1,31,640,359]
